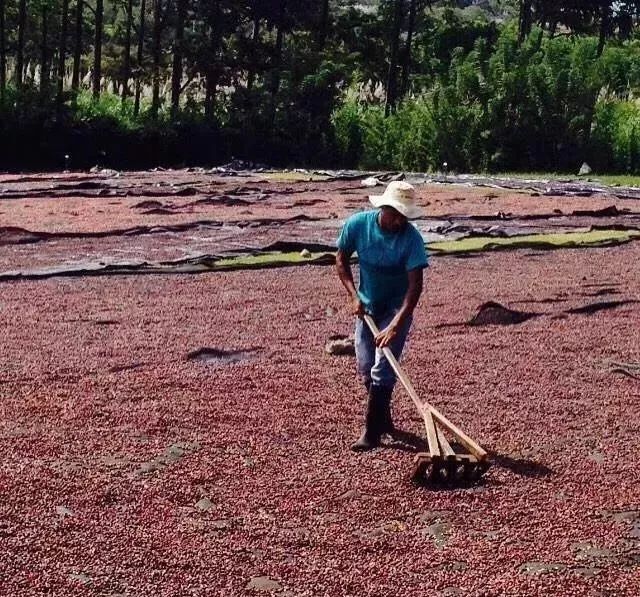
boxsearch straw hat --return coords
[369,180,422,219]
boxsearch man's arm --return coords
[375,268,423,347]
[336,249,365,317]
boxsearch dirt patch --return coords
[132,200,165,209]
[605,361,640,381]
[325,335,355,356]
[468,302,538,326]
[133,441,199,477]
[246,576,283,593]
[519,562,568,575]
[186,347,258,365]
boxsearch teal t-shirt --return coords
[337,210,429,315]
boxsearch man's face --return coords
[379,206,408,233]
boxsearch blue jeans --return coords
[355,310,412,389]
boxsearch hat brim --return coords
[369,195,423,219]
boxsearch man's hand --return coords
[351,295,365,318]
[375,323,398,348]
[336,250,364,318]
[373,268,424,348]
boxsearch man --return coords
[335,180,428,451]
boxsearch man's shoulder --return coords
[406,223,424,242]
[345,210,375,224]
[344,210,375,230]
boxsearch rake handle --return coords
[363,314,487,461]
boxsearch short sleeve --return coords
[406,229,429,271]
[336,215,357,255]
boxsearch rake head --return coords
[411,453,491,487]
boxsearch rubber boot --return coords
[379,386,395,436]
[351,385,385,451]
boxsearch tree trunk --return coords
[72,0,83,91]
[170,0,185,118]
[597,2,611,57]
[134,0,146,115]
[16,0,27,89]
[269,0,286,129]
[317,0,329,51]
[246,14,259,92]
[122,0,133,102]
[93,0,104,99]
[400,0,417,98]
[57,0,70,107]
[40,3,49,97]
[0,0,5,102]
[204,0,220,119]
[151,0,162,118]
[385,0,403,115]
[518,0,532,44]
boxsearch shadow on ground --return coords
[488,450,554,478]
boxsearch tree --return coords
[518,0,533,43]
[0,0,5,102]
[57,0,70,107]
[203,0,222,118]
[597,1,613,56]
[121,0,133,101]
[268,0,287,129]
[385,0,404,114]
[317,0,329,51]
[93,0,104,98]
[400,0,420,97]
[134,0,146,114]
[150,0,162,117]
[72,0,83,91]
[16,0,27,89]
[40,0,50,96]
[170,0,186,117]
[520,0,640,51]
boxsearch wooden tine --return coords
[423,407,441,460]
[436,425,456,460]
[434,425,458,484]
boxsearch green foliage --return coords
[331,97,364,167]
[0,85,227,170]
[332,25,640,174]
[591,101,640,172]
[73,91,143,130]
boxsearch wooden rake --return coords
[364,315,490,486]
